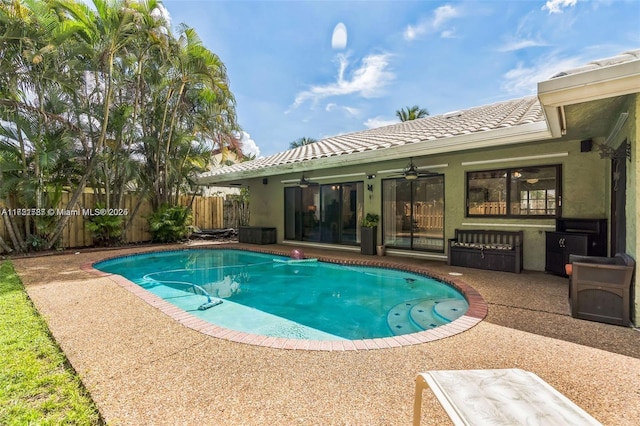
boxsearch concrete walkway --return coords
[13,243,640,425]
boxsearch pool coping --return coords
[82,246,488,351]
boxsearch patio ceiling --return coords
[562,95,632,142]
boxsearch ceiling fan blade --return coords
[417,171,439,177]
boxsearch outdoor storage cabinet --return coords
[569,253,635,326]
[239,227,276,244]
[545,218,607,277]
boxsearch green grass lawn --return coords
[0,261,103,425]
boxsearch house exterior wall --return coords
[621,94,638,325]
[598,93,638,326]
[444,139,608,271]
[247,179,283,228]
[245,137,610,272]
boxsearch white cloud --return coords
[291,53,395,109]
[342,106,360,116]
[331,23,347,49]
[542,0,578,14]
[239,131,261,158]
[433,4,459,27]
[498,38,548,52]
[497,12,549,52]
[404,4,460,41]
[501,54,585,95]
[440,29,457,39]
[326,103,360,116]
[152,3,171,26]
[363,116,398,129]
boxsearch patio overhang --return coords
[538,57,640,138]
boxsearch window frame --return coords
[284,181,363,245]
[381,175,445,253]
[465,164,562,219]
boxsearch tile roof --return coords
[199,96,544,180]
[550,49,640,78]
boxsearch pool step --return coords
[387,300,425,335]
[433,299,468,322]
[387,298,468,336]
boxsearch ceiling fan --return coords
[285,174,318,188]
[392,158,439,180]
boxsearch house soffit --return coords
[562,96,632,141]
[537,51,639,140]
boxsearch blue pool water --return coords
[95,249,468,340]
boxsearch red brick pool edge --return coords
[82,246,488,351]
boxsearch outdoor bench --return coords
[447,229,523,273]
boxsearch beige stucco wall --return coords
[245,136,611,272]
[246,178,283,228]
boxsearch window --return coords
[466,165,561,218]
[382,176,445,252]
[284,182,363,244]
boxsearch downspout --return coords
[558,105,567,136]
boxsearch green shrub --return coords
[86,203,123,246]
[148,205,192,243]
[362,213,380,228]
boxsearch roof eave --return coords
[196,121,553,185]
[537,60,640,107]
[537,59,640,139]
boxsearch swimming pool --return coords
[94,249,469,341]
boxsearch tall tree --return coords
[0,0,240,252]
[143,23,239,208]
[289,137,317,149]
[0,0,83,251]
[396,105,429,122]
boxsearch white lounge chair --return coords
[413,369,602,425]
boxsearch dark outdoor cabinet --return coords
[545,218,607,277]
[360,226,377,255]
[239,227,277,244]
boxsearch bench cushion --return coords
[450,241,513,250]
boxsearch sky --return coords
[160,0,640,158]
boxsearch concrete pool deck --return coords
[12,242,640,425]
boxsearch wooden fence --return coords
[468,201,523,216]
[0,193,226,251]
[414,203,444,231]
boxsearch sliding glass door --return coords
[284,182,363,244]
[382,176,444,252]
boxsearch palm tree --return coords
[0,0,239,252]
[289,137,317,149]
[0,0,84,251]
[38,0,143,249]
[396,105,429,122]
[145,23,239,207]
